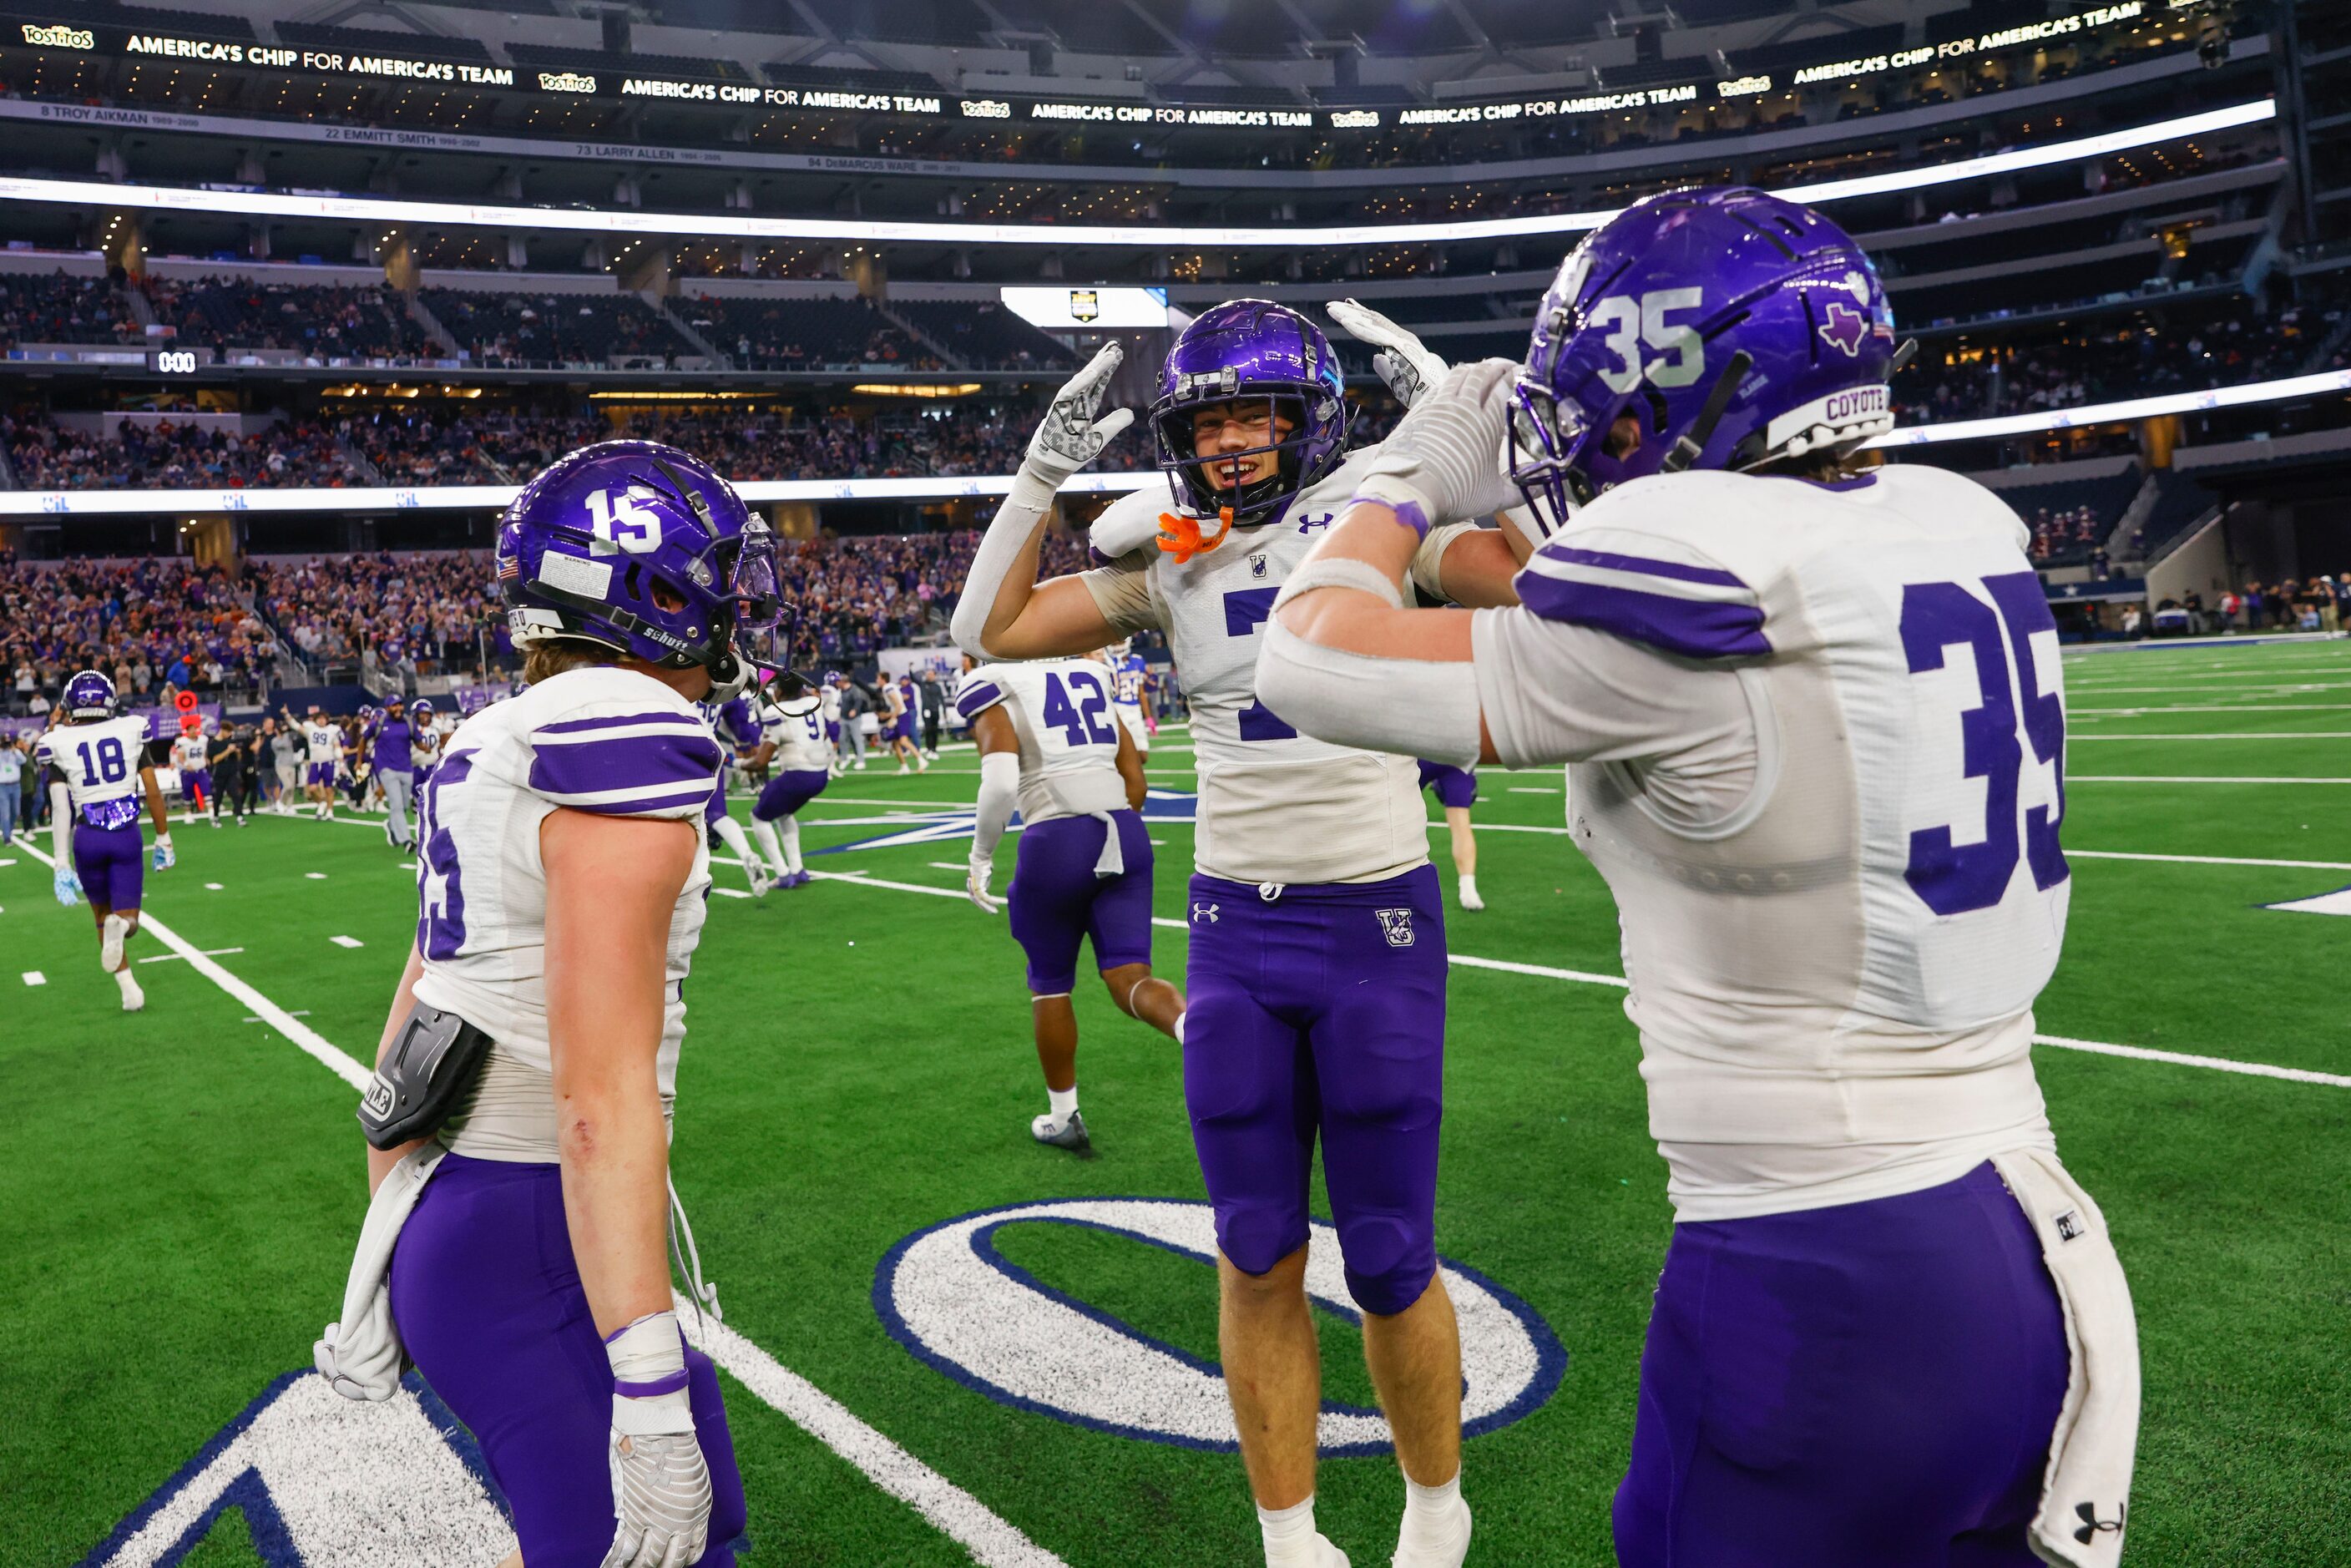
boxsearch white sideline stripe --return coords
[8,838,1059,1564]
[2075,705,2351,716]
[685,1308,1065,1568]
[801,867,2348,1088]
[139,946,245,964]
[2067,732,2351,741]
[2070,775,2351,784]
[2071,850,2351,871]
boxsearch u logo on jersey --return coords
[1374,908,1414,948]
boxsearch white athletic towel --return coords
[1993,1147,2141,1568]
[314,1142,447,1402]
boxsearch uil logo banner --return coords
[1069,289,1100,323]
[1375,908,1415,948]
[78,1371,510,1565]
[875,1197,1564,1455]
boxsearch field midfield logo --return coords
[2263,883,2351,918]
[78,1370,509,1566]
[874,1197,1565,1455]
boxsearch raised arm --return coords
[950,344,1131,661]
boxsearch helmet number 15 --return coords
[1590,287,1705,395]
[584,488,661,554]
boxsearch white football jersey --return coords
[819,687,842,725]
[956,660,1131,824]
[170,733,210,772]
[304,722,341,762]
[37,714,157,828]
[762,698,832,773]
[1473,464,2066,1221]
[408,665,718,1154]
[1080,447,1469,883]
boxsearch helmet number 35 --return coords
[584,488,662,554]
[1590,288,1705,394]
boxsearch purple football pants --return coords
[1416,760,1478,810]
[1181,866,1447,1316]
[1615,1161,2070,1568]
[1007,811,1154,994]
[73,822,144,911]
[389,1155,746,1567]
[753,768,830,822]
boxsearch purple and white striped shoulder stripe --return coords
[527,707,723,817]
[1516,539,1770,660]
[954,680,1006,721]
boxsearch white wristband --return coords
[1272,559,1407,613]
[606,1309,695,1437]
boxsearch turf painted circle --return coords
[873,1196,1565,1455]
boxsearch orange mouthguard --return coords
[1155,507,1234,565]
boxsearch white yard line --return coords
[2070,776,2351,784]
[798,870,2349,1089]
[2070,850,2351,871]
[2066,733,2351,741]
[7,837,1070,1567]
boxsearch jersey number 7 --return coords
[1901,572,2067,917]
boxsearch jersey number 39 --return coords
[1901,573,2067,917]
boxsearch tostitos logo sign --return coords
[875,1197,1565,1454]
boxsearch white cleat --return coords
[1312,1537,1352,1568]
[1393,1498,1472,1568]
[1030,1110,1091,1153]
[100,913,128,972]
[119,974,145,1012]
[746,860,774,898]
[1457,886,1484,912]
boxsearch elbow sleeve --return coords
[973,751,1021,855]
[953,494,1054,657]
[1256,620,1482,767]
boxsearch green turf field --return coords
[5,636,2349,1566]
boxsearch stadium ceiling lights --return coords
[0,100,2273,250]
[6,364,2345,518]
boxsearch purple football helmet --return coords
[496,440,788,690]
[1150,300,1349,528]
[1509,186,1899,536]
[63,670,119,721]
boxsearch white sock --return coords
[713,815,756,877]
[1459,874,1479,898]
[749,817,787,878]
[114,964,139,996]
[780,815,802,874]
[1048,1085,1078,1120]
[1257,1496,1320,1567]
[1398,1471,1468,1557]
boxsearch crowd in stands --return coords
[890,301,1073,370]
[0,271,143,351]
[143,278,435,360]
[3,414,353,489]
[2028,506,2107,564]
[784,529,1088,670]
[250,551,503,676]
[685,296,940,371]
[423,291,695,367]
[2,554,279,714]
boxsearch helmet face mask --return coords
[1151,301,1349,529]
[1511,186,1899,539]
[63,670,119,722]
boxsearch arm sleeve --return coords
[1408,520,1483,602]
[523,705,721,819]
[972,751,1020,860]
[1470,605,1759,772]
[1078,561,1160,636]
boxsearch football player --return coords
[373,697,418,851]
[885,670,928,774]
[958,650,1180,1151]
[1105,639,1151,760]
[169,716,216,827]
[1256,187,2139,1568]
[700,689,771,897]
[409,698,442,786]
[291,703,341,820]
[316,442,777,1568]
[1415,762,1480,910]
[38,673,174,1011]
[950,306,1535,1568]
[746,672,832,888]
[818,671,847,776]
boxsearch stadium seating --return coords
[145,278,436,361]
[888,301,1074,371]
[685,296,938,372]
[1,556,279,711]
[422,291,698,368]
[0,272,143,350]
[3,415,353,490]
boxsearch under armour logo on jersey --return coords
[1191,902,1220,924]
[1297,513,1333,534]
[1374,908,1414,948]
[2072,1502,2126,1545]
[1818,301,1869,358]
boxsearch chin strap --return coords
[1156,506,1235,564]
[1661,350,1754,475]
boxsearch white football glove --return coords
[602,1310,712,1568]
[1328,299,1449,409]
[1014,342,1135,509]
[151,832,174,872]
[966,851,1002,914]
[1352,358,1522,528]
[53,864,82,906]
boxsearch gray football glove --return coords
[1014,342,1135,508]
[1352,358,1522,527]
[601,1309,711,1568]
[1328,298,1449,409]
